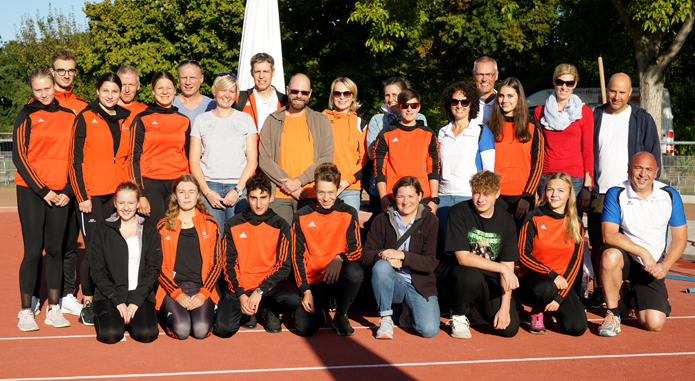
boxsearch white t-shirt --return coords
[597,106,631,194]
[438,122,496,196]
[126,235,140,291]
[191,111,257,184]
[468,92,496,128]
[254,88,279,133]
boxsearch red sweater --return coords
[534,105,594,185]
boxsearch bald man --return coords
[585,73,661,309]
[597,152,686,336]
[258,73,334,223]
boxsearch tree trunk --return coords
[640,70,665,138]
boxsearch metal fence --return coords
[660,155,695,195]
[0,152,15,186]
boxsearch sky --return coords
[2,1,89,43]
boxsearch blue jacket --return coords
[593,102,661,194]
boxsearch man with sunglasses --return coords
[469,56,499,128]
[258,73,334,224]
[172,60,216,123]
[235,53,288,132]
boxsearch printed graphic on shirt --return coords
[468,228,502,261]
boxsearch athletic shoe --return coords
[399,303,412,328]
[376,316,394,339]
[60,294,82,316]
[44,306,71,328]
[332,312,355,336]
[17,309,39,332]
[598,310,621,337]
[586,286,605,308]
[260,308,282,333]
[529,312,546,334]
[241,314,257,329]
[31,296,41,316]
[447,314,472,339]
[79,302,94,326]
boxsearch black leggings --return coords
[498,194,535,232]
[17,186,68,307]
[214,280,302,338]
[517,273,587,336]
[94,299,159,344]
[60,202,80,298]
[142,178,175,226]
[441,265,519,338]
[78,194,114,298]
[294,261,364,337]
[159,282,215,340]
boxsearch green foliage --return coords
[627,0,694,33]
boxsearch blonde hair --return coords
[553,63,579,83]
[164,175,211,231]
[30,67,54,85]
[328,77,361,112]
[537,172,582,243]
[211,75,239,99]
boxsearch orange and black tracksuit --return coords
[494,120,544,198]
[69,99,131,298]
[323,110,368,191]
[130,104,191,225]
[117,101,148,183]
[516,205,587,336]
[374,120,440,198]
[54,88,88,116]
[13,99,75,301]
[235,87,288,130]
[292,199,363,337]
[213,208,301,338]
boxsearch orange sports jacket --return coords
[69,100,131,202]
[155,209,222,309]
[116,101,148,183]
[54,88,88,115]
[236,88,288,130]
[494,120,544,198]
[323,110,368,191]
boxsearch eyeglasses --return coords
[399,102,420,110]
[554,78,576,88]
[450,99,470,107]
[53,68,77,77]
[475,72,495,78]
[178,60,201,69]
[289,89,311,96]
[218,72,237,78]
[333,91,353,98]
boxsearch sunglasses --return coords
[399,102,420,110]
[289,89,311,96]
[333,91,353,98]
[554,78,576,88]
[450,99,470,107]
[218,72,237,78]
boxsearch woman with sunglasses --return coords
[131,71,191,226]
[437,81,495,235]
[365,78,428,215]
[374,89,440,213]
[322,77,368,212]
[190,73,257,229]
[488,77,544,230]
[533,64,594,215]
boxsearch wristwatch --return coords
[256,287,264,295]
[234,187,243,196]
[431,197,441,205]
[582,185,593,192]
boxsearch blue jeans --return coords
[338,189,362,212]
[436,195,471,242]
[203,182,249,229]
[371,260,440,338]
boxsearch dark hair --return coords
[114,181,141,201]
[392,176,423,197]
[487,77,531,143]
[245,174,272,195]
[314,162,341,188]
[51,50,76,67]
[177,59,201,69]
[397,88,420,105]
[150,71,177,89]
[96,72,122,91]
[440,81,480,122]
[383,77,409,92]
[250,53,275,71]
[29,67,54,85]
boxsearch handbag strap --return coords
[391,218,424,250]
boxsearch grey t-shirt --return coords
[173,95,217,124]
[191,111,257,184]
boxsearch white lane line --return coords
[2,351,695,380]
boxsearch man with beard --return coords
[258,73,334,223]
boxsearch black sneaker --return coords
[79,302,94,326]
[260,308,282,333]
[586,286,605,309]
[332,313,355,336]
[241,314,257,329]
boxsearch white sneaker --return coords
[31,296,41,316]
[448,314,472,339]
[60,294,82,316]
[44,306,71,328]
[18,309,39,332]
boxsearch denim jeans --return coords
[203,182,249,229]
[371,259,440,338]
[436,195,471,242]
[338,189,362,212]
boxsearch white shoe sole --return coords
[451,332,472,339]
[61,306,82,316]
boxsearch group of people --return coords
[13,49,685,344]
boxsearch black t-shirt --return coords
[174,226,203,284]
[444,199,519,267]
